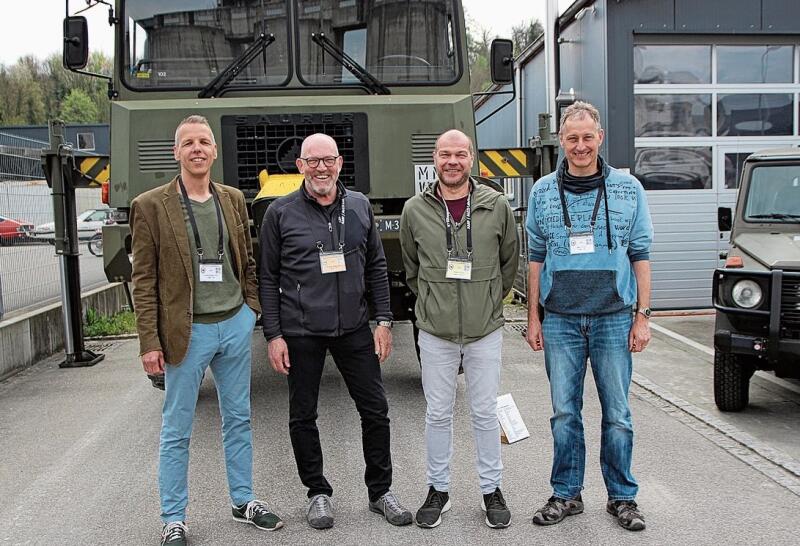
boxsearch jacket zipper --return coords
[297,281,305,327]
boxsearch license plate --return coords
[376,216,401,233]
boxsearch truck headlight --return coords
[732,279,763,309]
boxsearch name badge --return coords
[569,232,595,255]
[320,251,347,274]
[446,257,472,280]
[199,261,223,282]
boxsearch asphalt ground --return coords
[1,314,798,545]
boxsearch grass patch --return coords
[84,308,137,337]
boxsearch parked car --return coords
[713,148,800,411]
[0,215,34,244]
[30,208,113,241]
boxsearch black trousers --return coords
[284,324,392,502]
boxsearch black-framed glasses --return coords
[300,156,340,168]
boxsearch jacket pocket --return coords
[544,269,625,315]
[458,264,501,338]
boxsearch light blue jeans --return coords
[542,309,638,501]
[159,304,257,523]
[419,327,503,495]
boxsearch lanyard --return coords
[317,195,347,252]
[443,193,472,258]
[557,177,605,234]
[178,176,224,260]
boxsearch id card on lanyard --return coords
[318,196,348,275]
[443,192,473,280]
[178,177,225,282]
[558,179,605,256]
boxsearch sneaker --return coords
[606,499,646,531]
[307,494,334,529]
[160,521,187,546]
[481,488,511,528]
[232,499,284,531]
[532,495,584,526]
[369,490,413,526]
[415,486,451,528]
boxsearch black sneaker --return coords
[606,499,646,531]
[232,499,284,531]
[481,488,511,528]
[415,486,451,528]
[160,521,187,546]
[532,495,584,526]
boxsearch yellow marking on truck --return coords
[255,171,304,201]
[78,156,110,186]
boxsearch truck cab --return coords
[713,148,800,411]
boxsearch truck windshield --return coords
[295,0,459,86]
[745,164,800,222]
[123,0,291,90]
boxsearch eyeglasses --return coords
[300,156,340,168]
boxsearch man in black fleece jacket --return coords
[258,133,411,530]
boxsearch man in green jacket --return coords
[400,129,519,529]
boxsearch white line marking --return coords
[651,321,800,396]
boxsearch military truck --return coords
[713,148,800,411]
[62,0,515,322]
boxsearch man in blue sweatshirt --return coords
[525,101,653,532]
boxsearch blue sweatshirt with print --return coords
[526,158,653,315]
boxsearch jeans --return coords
[419,328,503,495]
[284,324,392,503]
[542,309,638,501]
[159,304,257,523]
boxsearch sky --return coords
[0,0,572,66]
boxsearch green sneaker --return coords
[160,521,187,546]
[232,499,284,531]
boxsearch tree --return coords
[465,15,544,93]
[511,19,544,56]
[59,89,99,123]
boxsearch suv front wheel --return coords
[713,351,755,412]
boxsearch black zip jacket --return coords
[259,182,392,340]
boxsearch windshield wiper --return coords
[311,32,390,95]
[199,33,275,98]
[749,213,800,220]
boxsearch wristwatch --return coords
[377,320,393,329]
[637,307,652,319]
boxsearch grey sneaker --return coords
[307,494,334,529]
[160,521,187,546]
[369,490,413,526]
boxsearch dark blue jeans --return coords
[542,309,638,501]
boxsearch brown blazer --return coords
[130,176,260,365]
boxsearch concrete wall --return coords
[0,283,129,380]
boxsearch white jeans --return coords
[419,327,503,494]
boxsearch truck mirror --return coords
[63,16,89,70]
[490,39,514,85]
[718,207,732,232]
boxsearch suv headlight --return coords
[732,279,763,309]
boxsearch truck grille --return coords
[220,113,369,197]
[780,275,800,337]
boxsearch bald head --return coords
[434,129,474,156]
[300,133,339,158]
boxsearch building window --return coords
[635,95,711,137]
[634,147,712,190]
[717,93,793,136]
[634,45,711,84]
[717,45,793,84]
[77,133,95,151]
[633,43,800,191]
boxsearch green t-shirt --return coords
[181,195,243,323]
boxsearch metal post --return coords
[41,120,104,368]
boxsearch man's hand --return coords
[526,317,544,352]
[374,325,393,363]
[141,350,165,375]
[268,337,291,375]
[629,314,651,353]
